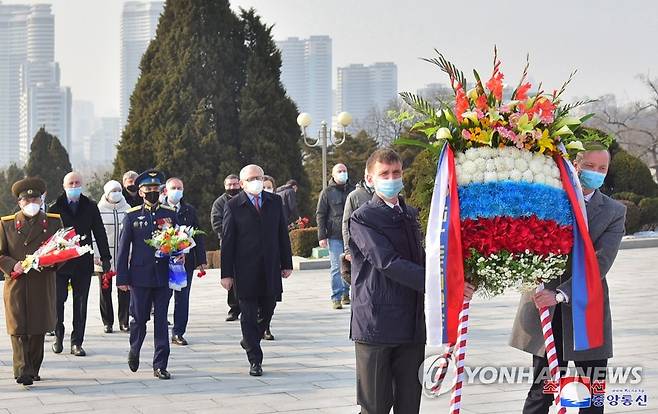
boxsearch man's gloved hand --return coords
[101,258,112,274]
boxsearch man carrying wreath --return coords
[0,178,63,386]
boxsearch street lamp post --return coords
[297,111,353,190]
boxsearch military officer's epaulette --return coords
[159,204,175,211]
[46,213,60,219]
[127,205,143,213]
[1,214,16,221]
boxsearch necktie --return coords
[254,196,260,213]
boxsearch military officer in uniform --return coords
[116,169,179,380]
[0,178,63,386]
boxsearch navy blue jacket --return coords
[165,200,207,272]
[348,194,426,345]
[221,191,293,299]
[116,203,178,288]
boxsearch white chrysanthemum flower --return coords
[471,171,484,183]
[464,147,479,161]
[477,147,491,159]
[485,159,496,172]
[455,164,463,177]
[484,171,498,182]
[462,160,477,174]
[457,173,471,186]
[501,157,515,171]
[455,152,465,165]
[514,158,529,172]
[521,170,534,182]
[533,174,546,185]
[509,147,522,159]
[521,151,533,162]
[493,157,505,171]
[474,158,486,171]
[497,171,510,181]
[529,158,544,174]
[509,169,523,181]
[549,165,561,178]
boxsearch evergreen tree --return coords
[237,8,310,215]
[0,164,25,215]
[114,0,247,241]
[25,127,72,203]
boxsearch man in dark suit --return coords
[510,147,626,414]
[122,171,142,208]
[48,171,111,356]
[164,177,206,346]
[116,169,179,380]
[221,164,293,376]
[210,174,241,321]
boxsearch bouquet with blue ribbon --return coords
[145,225,205,291]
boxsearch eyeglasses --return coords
[245,176,264,182]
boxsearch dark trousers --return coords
[227,286,241,316]
[129,285,173,370]
[55,272,92,346]
[355,341,424,414]
[11,334,45,378]
[523,305,608,414]
[99,274,130,328]
[172,270,193,336]
[239,296,276,364]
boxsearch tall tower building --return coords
[0,2,29,166]
[120,1,163,129]
[336,62,398,126]
[16,4,71,164]
[277,35,332,136]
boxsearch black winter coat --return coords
[276,184,299,225]
[48,193,111,275]
[348,194,426,345]
[221,191,293,299]
[316,178,355,241]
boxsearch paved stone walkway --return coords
[0,247,655,413]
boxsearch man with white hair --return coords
[221,164,293,376]
[48,172,111,356]
[122,170,141,208]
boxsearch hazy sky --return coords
[10,0,658,117]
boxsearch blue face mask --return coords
[66,187,82,200]
[335,171,348,184]
[579,169,606,190]
[167,189,183,204]
[375,177,404,199]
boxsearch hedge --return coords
[605,150,658,197]
[618,200,641,234]
[638,197,658,228]
[290,227,318,258]
[611,192,644,205]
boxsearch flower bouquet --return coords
[288,216,310,231]
[145,225,205,291]
[402,49,605,411]
[11,227,93,280]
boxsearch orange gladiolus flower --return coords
[516,82,532,100]
[454,83,469,122]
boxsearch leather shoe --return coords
[171,335,188,346]
[119,324,130,332]
[51,339,63,354]
[153,368,171,380]
[104,325,113,333]
[249,363,263,376]
[226,313,239,322]
[263,329,275,341]
[70,345,86,356]
[32,375,41,381]
[16,375,33,385]
[128,351,139,372]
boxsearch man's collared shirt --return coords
[247,192,263,209]
[584,191,595,203]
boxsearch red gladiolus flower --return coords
[516,82,532,100]
[454,83,469,122]
[486,71,505,102]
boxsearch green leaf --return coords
[399,92,437,120]
[393,138,434,151]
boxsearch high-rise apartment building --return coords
[120,1,163,129]
[336,62,398,126]
[277,35,332,136]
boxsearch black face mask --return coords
[126,184,138,193]
[143,191,160,205]
[226,188,240,197]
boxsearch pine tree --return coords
[237,8,310,214]
[114,0,247,241]
[25,127,72,203]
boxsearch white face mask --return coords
[245,179,264,195]
[107,191,122,203]
[264,188,274,193]
[22,203,41,217]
